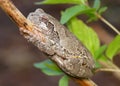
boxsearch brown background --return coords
[0,0,120,86]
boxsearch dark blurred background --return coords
[0,0,120,86]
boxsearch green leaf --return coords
[87,6,107,22]
[98,55,108,61]
[59,75,69,86]
[60,5,96,24]
[35,0,87,5]
[106,35,120,60]
[95,61,102,68]
[34,59,64,76]
[93,0,100,10]
[67,17,100,57]
[87,13,98,22]
[95,45,107,60]
[98,6,107,14]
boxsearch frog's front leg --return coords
[51,55,65,69]
[51,55,79,78]
[51,55,94,78]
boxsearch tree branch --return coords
[73,78,97,86]
[0,0,33,31]
[0,0,97,86]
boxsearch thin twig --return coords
[99,60,120,80]
[96,14,120,35]
[85,1,120,35]
[0,0,97,86]
[96,68,120,73]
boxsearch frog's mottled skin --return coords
[20,8,95,78]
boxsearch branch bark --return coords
[0,0,33,31]
[73,78,97,86]
[0,0,97,86]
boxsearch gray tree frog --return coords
[20,8,95,78]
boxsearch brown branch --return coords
[0,0,33,31]
[0,0,97,86]
[73,78,97,86]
